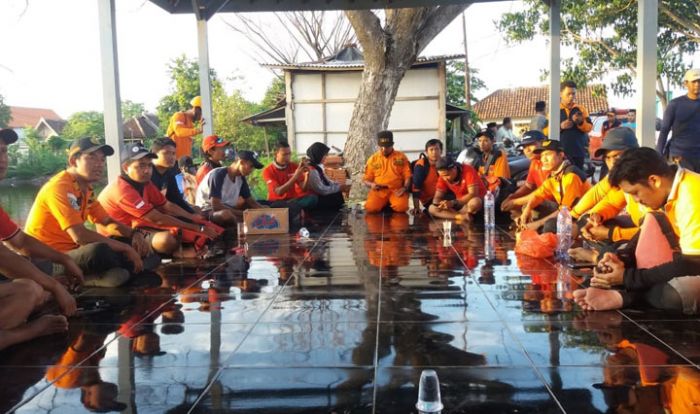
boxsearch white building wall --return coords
[288,66,445,161]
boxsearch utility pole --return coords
[462,11,471,110]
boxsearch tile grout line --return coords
[7,251,242,414]
[497,226,698,369]
[187,213,342,413]
[451,224,569,414]
[371,214,385,414]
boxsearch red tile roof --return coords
[8,106,63,129]
[473,85,609,121]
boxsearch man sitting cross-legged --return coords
[428,157,485,222]
[98,143,221,259]
[0,128,77,350]
[195,150,265,227]
[24,138,144,287]
[520,139,590,233]
[574,148,700,314]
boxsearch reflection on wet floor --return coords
[2,212,699,413]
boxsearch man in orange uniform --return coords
[411,139,442,215]
[363,131,411,214]
[473,129,511,194]
[501,130,548,213]
[520,139,590,233]
[166,95,205,158]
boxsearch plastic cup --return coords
[442,220,452,234]
[416,369,443,413]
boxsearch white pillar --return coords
[636,0,658,148]
[197,19,214,136]
[117,336,135,413]
[97,0,124,182]
[548,0,561,141]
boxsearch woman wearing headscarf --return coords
[305,142,350,211]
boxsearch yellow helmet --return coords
[190,96,202,107]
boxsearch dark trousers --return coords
[66,242,133,274]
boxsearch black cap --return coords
[435,156,457,171]
[517,130,546,148]
[475,129,495,140]
[594,127,639,158]
[377,130,394,147]
[121,142,157,163]
[533,139,565,154]
[237,150,263,169]
[68,137,115,158]
[0,128,18,145]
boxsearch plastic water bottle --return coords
[298,227,310,239]
[556,206,573,260]
[485,227,496,261]
[416,369,443,413]
[484,190,495,231]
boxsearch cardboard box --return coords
[243,208,289,235]
[325,167,348,185]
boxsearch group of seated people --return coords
[1,116,699,351]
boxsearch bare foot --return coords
[0,315,68,351]
[583,288,624,311]
[573,289,589,309]
[569,247,598,263]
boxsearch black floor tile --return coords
[227,321,376,367]
[638,320,700,366]
[376,321,529,368]
[374,367,563,414]
[14,366,213,413]
[194,367,374,413]
[542,365,700,414]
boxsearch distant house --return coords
[8,106,65,153]
[256,44,467,159]
[123,113,160,142]
[35,117,67,140]
[473,85,609,136]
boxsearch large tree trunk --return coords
[343,6,469,202]
[344,56,411,201]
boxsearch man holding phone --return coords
[261,140,318,210]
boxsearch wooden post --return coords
[462,11,471,110]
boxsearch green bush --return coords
[8,150,66,179]
[247,155,273,200]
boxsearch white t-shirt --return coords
[195,167,251,210]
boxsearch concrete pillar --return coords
[197,19,214,137]
[548,0,561,141]
[97,0,124,182]
[636,0,658,148]
[117,336,135,413]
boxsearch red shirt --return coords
[436,164,486,199]
[97,177,167,232]
[196,161,220,185]
[262,162,309,201]
[0,206,20,241]
[526,158,549,187]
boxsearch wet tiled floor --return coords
[2,212,699,413]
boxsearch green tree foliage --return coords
[121,100,145,119]
[498,0,698,108]
[6,128,66,179]
[260,77,286,109]
[156,55,224,128]
[213,90,268,153]
[446,61,486,107]
[0,94,11,128]
[62,111,105,140]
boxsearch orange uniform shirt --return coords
[262,162,310,201]
[571,175,613,219]
[436,164,486,199]
[363,150,411,190]
[97,176,168,232]
[411,157,439,205]
[166,111,199,158]
[525,157,548,187]
[24,171,110,252]
[477,149,511,180]
[529,164,591,209]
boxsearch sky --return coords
[0,0,696,119]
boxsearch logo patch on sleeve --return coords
[135,201,146,209]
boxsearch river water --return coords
[0,183,40,226]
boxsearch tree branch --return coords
[660,2,700,42]
[345,10,385,61]
[416,4,471,53]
